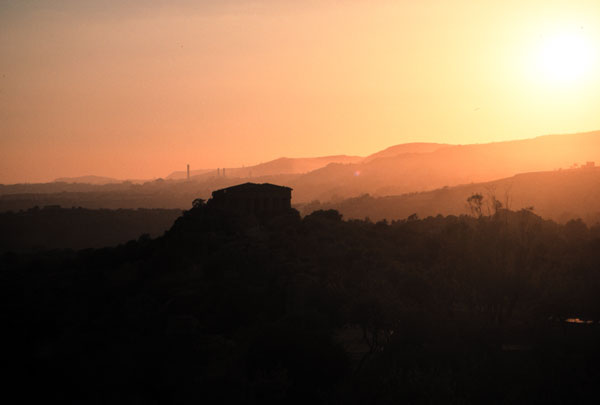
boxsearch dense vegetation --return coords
[3,204,600,403]
[0,206,181,252]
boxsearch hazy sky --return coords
[1,0,600,183]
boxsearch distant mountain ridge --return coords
[362,142,450,162]
[166,155,363,180]
[44,132,600,200]
[2,131,599,216]
[287,131,600,202]
[299,165,600,224]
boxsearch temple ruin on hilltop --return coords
[209,183,292,214]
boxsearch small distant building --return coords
[209,183,292,214]
[583,161,595,169]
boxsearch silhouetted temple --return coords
[209,183,292,213]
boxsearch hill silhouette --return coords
[1,131,599,218]
[300,166,600,224]
[288,131,600,202]
[167,155,364,180]
[362,142,450,163]
[0,175,302,211]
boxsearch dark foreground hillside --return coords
[3,205,600,404]
[0,175,298,212]
[0,206,182,252]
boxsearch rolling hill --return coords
[299,166,600,224]
[287,131,600,202]
[362,142,450,163]
[2,131,599,216]
[166,155,363,180]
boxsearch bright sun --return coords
[537,31,596,83]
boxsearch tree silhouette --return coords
[466,193,484,217]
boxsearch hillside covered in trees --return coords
[300,166,600,225]
[0,207,181,252]
[4,204,600,403]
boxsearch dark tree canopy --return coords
[3,205,600,404]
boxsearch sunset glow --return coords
[1,1,600,183]
[4,3,600,401]
[536,30,597,84]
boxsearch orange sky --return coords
[1,0,600,183]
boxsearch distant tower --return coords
[223,168,226,177]
[217,168,221,177]
[187,164,190,181]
